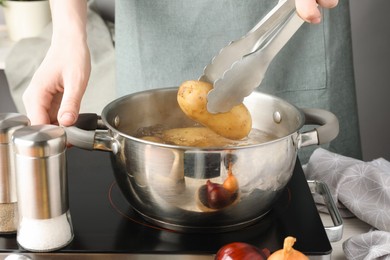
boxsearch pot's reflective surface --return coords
[111,135,297,232]
[102,88,304,232]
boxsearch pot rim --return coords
[101,87,306,151]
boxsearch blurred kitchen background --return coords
[0,0,389,161]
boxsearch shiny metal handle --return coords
[64,113,115,152]
[307,180,344,243]
[299,108,339,148]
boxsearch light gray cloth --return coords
[343,231,390,260]
[304,148,390,259]
[5,7,115,115]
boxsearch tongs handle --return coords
[200,0,295,84]
[202,0,304,113]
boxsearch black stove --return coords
[0,148,332,259]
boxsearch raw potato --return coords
[162,127,238,147]
[177,80,252,140]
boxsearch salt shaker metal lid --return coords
[12,125,66,158]
[0,113,30,144]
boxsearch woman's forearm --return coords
[50,0,88,44]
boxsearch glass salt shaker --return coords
[0,113,29,234]
[12,125,74,252]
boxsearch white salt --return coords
[17,212,73,252]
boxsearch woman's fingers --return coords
[23,83,56,125]
[317,0,339,9]
[295,0,339,24]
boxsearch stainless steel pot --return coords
[65,87,339,232]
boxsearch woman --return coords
[23,0,361,161]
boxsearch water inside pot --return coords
[134,124,278,147]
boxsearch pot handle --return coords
[299,108,339,148]
[307,180,343,243]
[64,113,113,151]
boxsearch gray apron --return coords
[116,0,361,162]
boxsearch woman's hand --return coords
[23,39,90,126]
[295,0,339,24]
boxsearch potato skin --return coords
[163,127,237,147]
[177,80,252,140]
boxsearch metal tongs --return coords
[200,0,304,113]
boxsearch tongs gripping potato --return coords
[200,0,304,113]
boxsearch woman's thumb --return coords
[58,88,84,126]
[59,111,78,126]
